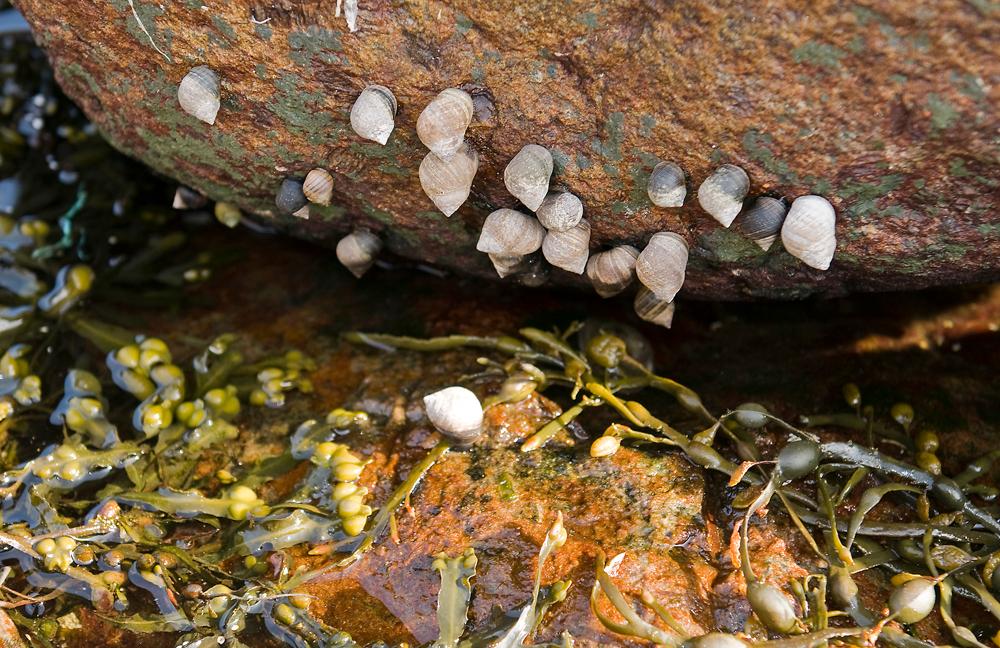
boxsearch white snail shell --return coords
[172,186,207,210]
[737,197,787,251]
[476,208,546,256]
[350,85,397,145]
[418,142,479,217]
[781,195,837,270]
[504,144,553,212]
[177,66,220,125]
[647,162,686,208]
[535,192,583,232]
[416,88,474,159]
[303,168,334,206]
[423,385,483,444]
[697,164,749,227]
[488,253,530,279]
[336,229,382,278]
[585,245,639,298]
[634,286,675,329]
[635,232,688,302]
[542,219,590,274]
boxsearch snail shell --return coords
[635,231,688,302]
[535,192,583,232]
[504,144,553,211]
[737,197,787,251]
[542,219,590,274]
[488,253,530,279]
[336,229,382,278]
[418,142,479,217]
[647,162,686,208]
[634,286,675,329]
[697,164,749,227]
[476,208,546,256]
[780,195,836,270]
[585,245,639,298]
[416,88,474,159]
[423,385,483,444]
[177,66,220,125]
[172,186,207,210]
[275,178,307,215]
[350,85,397,145]
[303,168,334,206]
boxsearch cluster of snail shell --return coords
[176,66,838,315]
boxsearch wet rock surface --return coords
[12,0,1000,299]
[56,228,1000,646]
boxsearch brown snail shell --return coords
[737,197,787,251]
[781,195,836,270]
[336,229,382,278]
[535,192,583,232]
[177,66,220,125]
[697,164,749,227]
[586,245,639,298]
[303,168,334,206]
[350,85,397,145]
[504,144,553,212]
[635,232,688,302]
[634,287,675,329]
[542,219,590,274]
[418,142,479,217]
[647,162,686,208]
[416,88,474,159]
[476,208,546,257]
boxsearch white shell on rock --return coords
[417,88,474,159]
[172,186,207,210]
[697,164,749,227]
[336,229,382,278]
[488,253,530,279]
[303,168,334,206]
[634,287,676,328]
[585,245,639,298]
[504,144,553,212]
[350,85,397,145]
[536,192,583,232]
[418,142,479,216]
[177,66,220,125]
[423,385,483,444]
[542,219,590,274]
[781,195,837,270]
[636,231,688,302]
[737,196,787,251]
[647,162,686,208]
[476,208,545,256]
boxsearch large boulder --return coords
[12,0,1000,299]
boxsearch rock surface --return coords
[13,0,1000,299]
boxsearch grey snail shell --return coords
[303,168,334,206]
[177,66,221,125]
[647,162,686,208]
[535,192,583,232]
[635,232,688,302]
[275,178,307,215]
[736,197,787,251]
[634,286,675,329]
[542,219,590,275]
[586,245,639,298]
[418,142,479,217]
[416,88,474,159]
[697,164,749,227]
[476,208,546,257]
[504,144,553,212]
[780,195,837,270]
[350,85,397,145]
[336,229,382,278]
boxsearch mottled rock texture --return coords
[13,0,1000,299]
